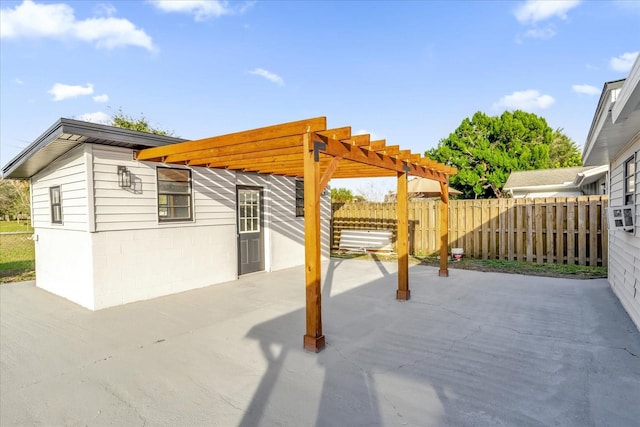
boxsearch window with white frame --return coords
[624,156,635,205]
[157,168,192,222]
[50,186,62,224]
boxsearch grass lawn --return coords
[0,221,35,283]
[332,252,608,279]
[0,220,33,232]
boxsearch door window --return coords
[238,189,260,233]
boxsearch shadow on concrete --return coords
[240,259,640,426]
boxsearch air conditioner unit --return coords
[606,205,634,231]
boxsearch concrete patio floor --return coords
[1,259,639,427]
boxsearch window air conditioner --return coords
[606,205,634,231]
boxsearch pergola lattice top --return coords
[136,116,456,353]
[135,117,456,181]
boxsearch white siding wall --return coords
[608,141,640,329]
[265,175,330,271]
[31,145,88,231]
[92,145,237,231]
[269,175,305,270]
[30,144,330,310]
[91,225,237,309]
[34,228,94,309]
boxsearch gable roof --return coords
[503,165,607,192]
[1,118,186,179]
[583,54,640,165]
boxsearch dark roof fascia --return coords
[1,118,66,179]
[1,118,186,179]
[58,118,186,148]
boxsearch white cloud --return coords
[149,0,233,21]
[493,89,555,111]
[93,94,109,103]
[523,25,556,40]
[0,0,154,51]
[355,129,382,141]
[77,111,110,124]
[93,3,117,17]
[249,68,284,86]
[514,0,581,24]
[610,51,639,73]
[572,84,600,95]
[14,78,24,85]
[48,83,94,101]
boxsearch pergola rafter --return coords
[135,117,457,352]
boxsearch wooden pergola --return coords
[136,117,457,352]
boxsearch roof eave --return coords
[582,80,625,166]
[504,183,579,192]
[1,118,186,179]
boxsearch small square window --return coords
[295,180,304,217]
[50,186,62,224]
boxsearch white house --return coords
[1,119,330,310]
[503,165,608,199]
[583,57,640,330]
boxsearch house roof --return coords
[1,118,186,179]
[407,177,462,197]
[503,165,607,192]
[583,54,640,165]
[135,117,456,182]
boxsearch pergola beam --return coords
[320,157,341,192]
[133,117,457,354]
[136,117,328,161]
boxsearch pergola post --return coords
[303,132,325,352]
[439,179,450,277]
[396,170,410,300]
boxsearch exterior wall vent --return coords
[606,205,634,232]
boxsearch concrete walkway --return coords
[1,260,639,426]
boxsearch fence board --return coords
[589,199,598,266]
[331,196,608,266]
[546,198,555,263]
[578,199,587,265]
[556,199,564,264]
[534,199,544,264]
[567,197,576,264]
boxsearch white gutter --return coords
[612,55,640,124]
[573,164,608,187]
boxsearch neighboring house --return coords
[583,57,640,330]
[503,165,608,199]
[1,119,330,310]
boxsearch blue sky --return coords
[1,0,638,199]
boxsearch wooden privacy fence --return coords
[331,196,608,266]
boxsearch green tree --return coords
[549,129,582,168]
[110,108,174,136]
[331,187,355,203]
[426,110,582,199]
[0,179,30,221]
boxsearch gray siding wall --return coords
[608,141,640,330]
[31,145,88,231]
